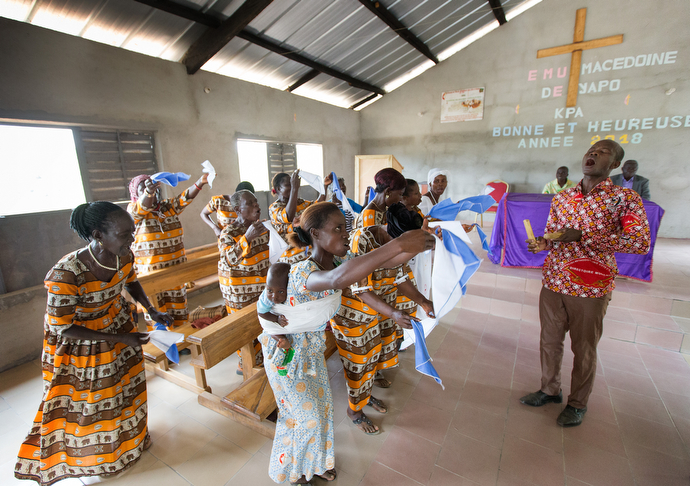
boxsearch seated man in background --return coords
[542,166,575,194]
[610,159,651,200]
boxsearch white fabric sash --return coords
[259,291,341,335]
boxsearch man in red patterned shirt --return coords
[519,140,650,427]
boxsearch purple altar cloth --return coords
[488,193,664,282]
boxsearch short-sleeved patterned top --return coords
[269,198,314,239]
[44,250,138,337]
[128,189,193,274]
[542,178,650,298]
[205,195,237,229]
[287,255,351,304]
[349,227,406,296]
[355,205,386,229]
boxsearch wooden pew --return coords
[186,303,338,439]
[136,246,219,393]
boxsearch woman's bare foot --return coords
[316,469,337,481]
[290,475,310,485]
[348,408,379,434]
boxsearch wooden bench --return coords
[136,244,220,392]
[186,303,339,439]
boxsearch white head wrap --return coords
[427,168,450,186]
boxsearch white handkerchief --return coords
[146,330,184,353]
[201,160,216,188]
[263,221,289,264]
[299,170,325,195]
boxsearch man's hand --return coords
[553,228,582,242]
[526,237,548,253]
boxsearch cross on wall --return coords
[537,8,623,108]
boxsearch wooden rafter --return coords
[358,0,438,64]
[349,93,379,110]
[487,0,507,25]
[238,30,385,95]
[136,0,385,98]
[134,0,221,28]
[181,0,275,75]
[286,69,321,92]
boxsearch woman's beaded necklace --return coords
[88,244,119,271]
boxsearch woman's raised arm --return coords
[306,230,434,292]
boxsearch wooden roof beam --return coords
[358,0,438,64]
[136,0,385,96]
[238,31,385,95]
[349,93,379,110]
[134,0,221,28]
[286,69,321,92]
[181,0,275,74]
[487,0,507,25]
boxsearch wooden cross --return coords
[537,8,623,107]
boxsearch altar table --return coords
[488,193,664,282]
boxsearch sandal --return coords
[352,413,380,435]
[316,469,337,481]
[373,377,391,388]
[367,396,388,414]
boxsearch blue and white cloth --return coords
[151,171,191,187]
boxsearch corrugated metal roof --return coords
[0,0,536,109]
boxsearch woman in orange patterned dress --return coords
[127,173,208,328]
[200,181,255,237]
[15,202,172,485]
[333,169,433,434]
[269,170,331,264]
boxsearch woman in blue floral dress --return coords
[260,202,435,484]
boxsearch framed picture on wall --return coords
[440,87,485,123]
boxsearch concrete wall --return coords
[360,0,690,238]
[0,18,360,371]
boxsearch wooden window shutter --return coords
[75,129,159,203]
[267,142,297,185]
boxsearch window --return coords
[75,129,158,203]
[1,125,85,216]
[0,124,159,217]
[237,139,323,191]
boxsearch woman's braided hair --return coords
[70,201,125,241]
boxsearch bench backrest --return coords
[137,252,219,296]
[186,303,261,370]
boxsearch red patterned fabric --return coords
[541,178,650,298]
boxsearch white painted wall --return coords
[0,18,360,371]
[360,0,690,238]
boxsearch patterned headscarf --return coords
[129,174,150,202]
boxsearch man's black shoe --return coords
[557,405,587,427]
[519,390,563,407]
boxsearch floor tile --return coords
[395,397,453,445]
[625,442,690,486]
[374,427,440,484]
[617,411,688,459]
[450,402,506,449]
[635,326,683,351]
[609,388,673,426]
[437,429,501,486]
[563,438,635,486]
[359,461,424,486]
[176,434,252,486]
[499,435,563,486]
[459,381,511,418]
[504,401,563,452]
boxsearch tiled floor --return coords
[2,237,690,486]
